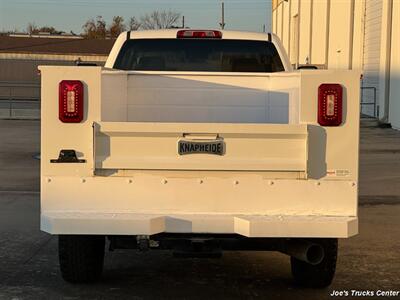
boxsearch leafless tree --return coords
[82,16,107,39]
[109,16,126,38]
[82,18,97,38]
[27,22,38,35]
[140,10,181,30]
[128,17,141,31]
[95,16,107,38]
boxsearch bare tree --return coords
[109,16,126,38]
[140,10,181,30]
[82,16,106,39]
[27,22,38,35]
[95,16,107,38]
[82,18,97,38]
[128,17,141,31]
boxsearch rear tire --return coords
[290,238,338,288]
[59,235,105,283]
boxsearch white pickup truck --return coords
[39,29,360,287]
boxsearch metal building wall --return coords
[272,0,400,127]
[271,0,388,119]
[362,0,383,117]
[271,0,364,70]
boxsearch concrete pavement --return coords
[0,120,399,299]
[0,120,40,192]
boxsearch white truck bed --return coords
[39,66,360,238]
[41,30,361,286]
[101,71,298,124]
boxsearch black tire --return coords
[290,238,338,288]
[59,235,105,283]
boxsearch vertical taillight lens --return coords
[318,83,343,126]
[59,80,84,123]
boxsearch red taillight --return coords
[318,83,343,126]
[177,30,222,39]
[59,80,84,123]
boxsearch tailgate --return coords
[94,122,308,172]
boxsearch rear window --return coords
[113,39,285,73]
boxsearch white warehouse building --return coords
[272,0,400,129]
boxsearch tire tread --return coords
[59,235,105,283]
[291,238,338,288]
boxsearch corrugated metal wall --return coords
[272,0,400,125]
[362,0,383,117]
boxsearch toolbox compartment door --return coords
[94,122,308,173]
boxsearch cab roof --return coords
[105,29,290,70]
[125,29,272,41]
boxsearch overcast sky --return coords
[0,0,272,34]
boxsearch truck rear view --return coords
[40,29,360,287]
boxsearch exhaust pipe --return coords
[280,240,325,265]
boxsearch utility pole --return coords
[182,16,185,28]
[219,1,226,30]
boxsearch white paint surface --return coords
[39,29,360,237]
